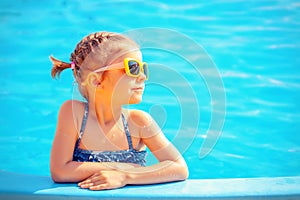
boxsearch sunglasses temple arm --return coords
[93,62,124,73]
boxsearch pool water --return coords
[0,0,300,179]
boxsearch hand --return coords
[78,170,128,190]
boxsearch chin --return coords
[128,96,143,104]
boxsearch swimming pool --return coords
[1,0,300,198]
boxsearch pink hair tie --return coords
[71,62,75,70]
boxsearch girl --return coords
[50,31,188,190]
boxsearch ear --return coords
[82,72,102,88]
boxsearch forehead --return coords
[114,51,143,63]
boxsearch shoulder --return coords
[59,100,85,114]
[57,100,86,122]
[126,109,162,139]
[55,100,86,135]
[127,109,153,127]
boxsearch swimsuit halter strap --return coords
[78,103,89,139]
[121,113,134,150]
[74,102,89,150]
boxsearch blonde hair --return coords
[50,32,139,80]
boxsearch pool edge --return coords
[1,170,300,199]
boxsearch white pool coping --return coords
[1,170,300,199]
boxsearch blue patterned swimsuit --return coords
[73,103,147,166]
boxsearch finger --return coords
[78,173,104,186]
[79,178,105,188]
[78,179,92,187]
[89,183,109,191]
[79,183,93,189]
[78,173,97,186]
[91,175,105,182]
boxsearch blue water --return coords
[1,0,300,179]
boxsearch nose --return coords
[137,71,147,82]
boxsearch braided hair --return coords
[50,32,139,79]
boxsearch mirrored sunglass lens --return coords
[128,61,140,75]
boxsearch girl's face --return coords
[96,51,147,106]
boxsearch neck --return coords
[88,98,122,127]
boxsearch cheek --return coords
[112,79,144,104]
[112,75,132,94]
[109,71,143,104]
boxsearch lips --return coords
[132,87,144,91]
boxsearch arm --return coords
[78,111,189,190]
[50,100,137,183]
[125,124,189,184]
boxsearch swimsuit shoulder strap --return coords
[74,103,89,148]
[121,113,134,150]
